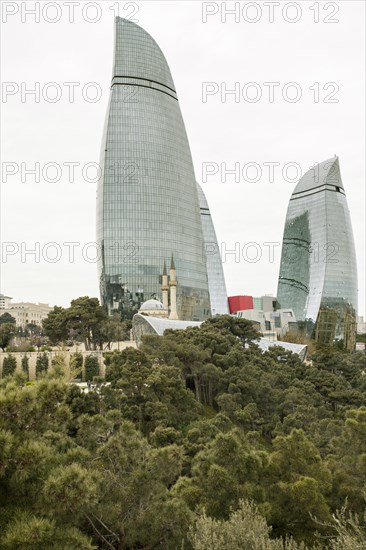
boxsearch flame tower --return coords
[97,18,212,320]
[277,157,358,348]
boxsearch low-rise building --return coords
[228,294,279,315]
[228,296,253,315]
[0,294,13,309]
[1,299,52,328]
[228,294,296,338]
[236,308,296,339]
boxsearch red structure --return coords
[228,295,253,314]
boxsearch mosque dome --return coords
[140,299,165,310]
[138,299,168,317]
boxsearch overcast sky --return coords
[1,0,365,317]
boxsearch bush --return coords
[40,345,52,352]
[84,355,99,382]
[21,355,29,378]
[188,499,305,550]
[36,352,49,377]
[2,354,17,377]
[7,341,30,353]
[70,352,83,379]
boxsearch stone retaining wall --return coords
[0,343,137,381]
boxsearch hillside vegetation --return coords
[1,316,365,549]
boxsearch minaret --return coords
[161,260,169,311]
[169,254,178,320]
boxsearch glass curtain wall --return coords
[97,18,211,320]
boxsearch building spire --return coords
[169,253,178,320]
[161,259,169,312]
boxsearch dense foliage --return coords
[2,355,17,377]
[42,297,131,350]
[1,316,365,548]
[0,313,16,326]
[0,322,16,352]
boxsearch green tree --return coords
[268,429,333,543]
[0,323,16,352]
[84,355,99,382]
[105,348,200,434]
[25,322,42,336]
[2,513,96,550]
[70,352,83,379]
[2,354,17,377]
[97,315,132,350]
[0,313,16,325]
[178,428,270,519]
[67,297,107,350]
[328,407,366,514]
[202,314,261,347]
[189,499,307,550]
[36,352,49,376]
[43,463,98,520]
[21,355,29,378]
[89,421,192,549]
[43,298,108,350]
[42,306,68,344]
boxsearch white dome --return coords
[139,299,167,311]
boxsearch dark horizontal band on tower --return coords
[292,181,343,196]
[283,237,311,245]
[279,277,309,293]
[112,75,176,94]
[290,185,345,201]
[283,240,310,252]
[111,81,178,101]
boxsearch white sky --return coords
[1,1,365,317]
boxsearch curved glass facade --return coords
[97,18,210,320]
[277,157,358,345]
[196,183,228,315]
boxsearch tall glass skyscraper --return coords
[277,157,358,347]
[196,183,228,315]
[97,17,213,320]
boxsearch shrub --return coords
[70,352,83,379]
[40,345,52,352]
[2,354,17,377]
[84,355,99,382]
[21,355,29,378]
[36,352,49,377]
